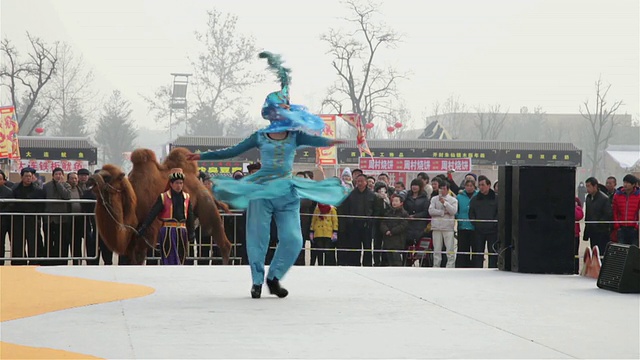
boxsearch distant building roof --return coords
[419,121,452,140]
[17,136,97,149]
[172,135,580,152]
[606,144,640,169]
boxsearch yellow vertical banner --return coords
[0,106,20,160]
[316,114,337,165]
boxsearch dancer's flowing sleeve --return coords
[200,133,258,160]
[296,132,332,148]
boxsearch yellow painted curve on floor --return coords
[0,266,155,359]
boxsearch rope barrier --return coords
[297,212,638,225]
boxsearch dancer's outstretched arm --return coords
[296,132,343,148]
[190,133,259,161]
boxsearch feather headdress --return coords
[258,51,291,90]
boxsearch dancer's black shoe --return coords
[251,284,262,299]
[266,277,288,298]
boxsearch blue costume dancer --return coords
[189,52,349,298]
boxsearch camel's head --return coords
[90,164,128,193]
[90,164,137,220]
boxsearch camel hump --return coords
[131,148,158,165]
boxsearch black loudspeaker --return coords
[597,244,640,293]
[498,166,513,271]
[511,166,575,274]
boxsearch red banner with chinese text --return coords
[387,172,407,186]
[359,157,472,173]
[12,159,89,173]
[0,106,21,159]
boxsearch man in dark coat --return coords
[0,170,14,265]
[338,174,382,266]
[11,167,46,265]
[469,175,498,268]
[583,177,613,252]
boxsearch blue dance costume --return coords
[200,52,349,298]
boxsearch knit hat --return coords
[374,181,388,193]
[465,173,478,181]
[342,167,352,178]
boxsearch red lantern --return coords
[365,122,374,129]
[387,126,395,133]
[35,127,44,134]
[394,122,403,129]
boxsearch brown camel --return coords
[90,164,147,264]
[91,148,232,265]
[129,147,232,264]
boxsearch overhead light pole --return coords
[169,73,192,140]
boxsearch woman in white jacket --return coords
[429,178,458,268]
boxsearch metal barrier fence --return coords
[0,199,245,265]
[1,198,637,266]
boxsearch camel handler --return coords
[137,168,196,265]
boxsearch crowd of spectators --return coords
[2,163,638,268]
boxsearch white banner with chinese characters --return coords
[359,157,472,173]
[12,159,90,174]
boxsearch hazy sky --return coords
[1,0,638,134]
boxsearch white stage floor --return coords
[1,266,638,359]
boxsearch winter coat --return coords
[310,206,338,238]
[456,189,478,231]
[469,189,498,234]
[429,193,458,231]
[0,185,14,212]
[575,202,584,237]
[338,187,381,230]
[403,191,430,239]
[380,207,409,250]
[612,186,640,230]
[43,180,72,223]
[11,183,46,213]
[584,190,612,238]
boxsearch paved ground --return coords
[1,266,638,359]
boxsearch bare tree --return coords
[95,90,138,166]
[140,84,184,131]
[56,99,89,137]
[429,94,467,139]
[474,104,508,140]
[188,9,262,135]
[47,43,96,136]
[374,100,411,139]
[225,108,259,138]
[321,0,403,129]
[580,78,623,176]
[187,91,225,137]
[0,33,59,135]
